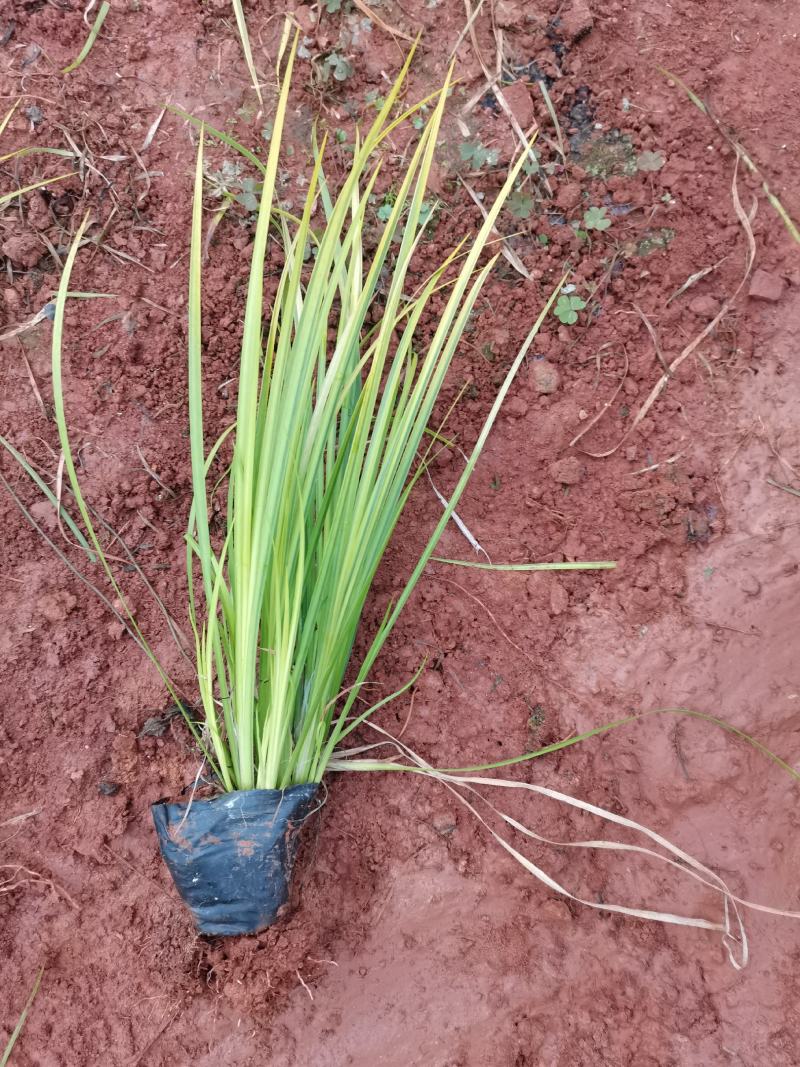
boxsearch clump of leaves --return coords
[321,52,353,81]
[204,160,261,213]
[554,294,586,325]
[325,0,343,11]
[637,149,666,172]
[507,190,534,219]
[583,205,611,231]
[418,199,436,226]
[459,140,499,169]
[376,196,394,222]
[365,89,385,110]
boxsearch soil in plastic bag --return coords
[151,784,319,936]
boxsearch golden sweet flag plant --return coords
[39,37,592,793]
[176,40,582,793]
[0,31,607,804]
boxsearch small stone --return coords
[659,158,693,191]
[293,4,316,34]
[431,811,457,836]
[494,0,526,27]
[739,573,761,597]
[555,182,582,211]
[530,360,560,394]
[98,781,121,796]
[539,898,573,921]
[623,377,639,397]
[559,0,594,42]
[549,582,569,616]
[2,232,42,268]
[749,269,785,303]
[29,499,58,529]
[505,396,528,418]
[686,509,710,542]
[501,80,534,129]
[38,590,77,622]
[26,192,50,231]
[688,295,720,318]
[427,162,446,197]
[563,528,585,558]
[548,456,583,485]
[138,705,180,738]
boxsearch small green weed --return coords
[377,199,394,222]
[459,140,499,168]
[583,205,611,231]
[321,52,353,82]
[411,106,429,130]
[205,160,259,213]
[554,294,586,325]
[507,190,534,219]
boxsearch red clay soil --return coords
[1,1,799,1064]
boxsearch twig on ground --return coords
[0,863,80,910]
[135,444,176,498]
[570,349,629,450]
[459,177,530,279]
[632,303,670,376]
[582,160,756,459]
[766,478,800,500]
[352,0,414,43]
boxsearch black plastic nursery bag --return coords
[151,784,319,936]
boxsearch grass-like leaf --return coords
[230,0,264,106]
[0,173,74,208]
[62,1,110,74]
[1,967,43,1067]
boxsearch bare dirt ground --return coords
[1,0,799,1064]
